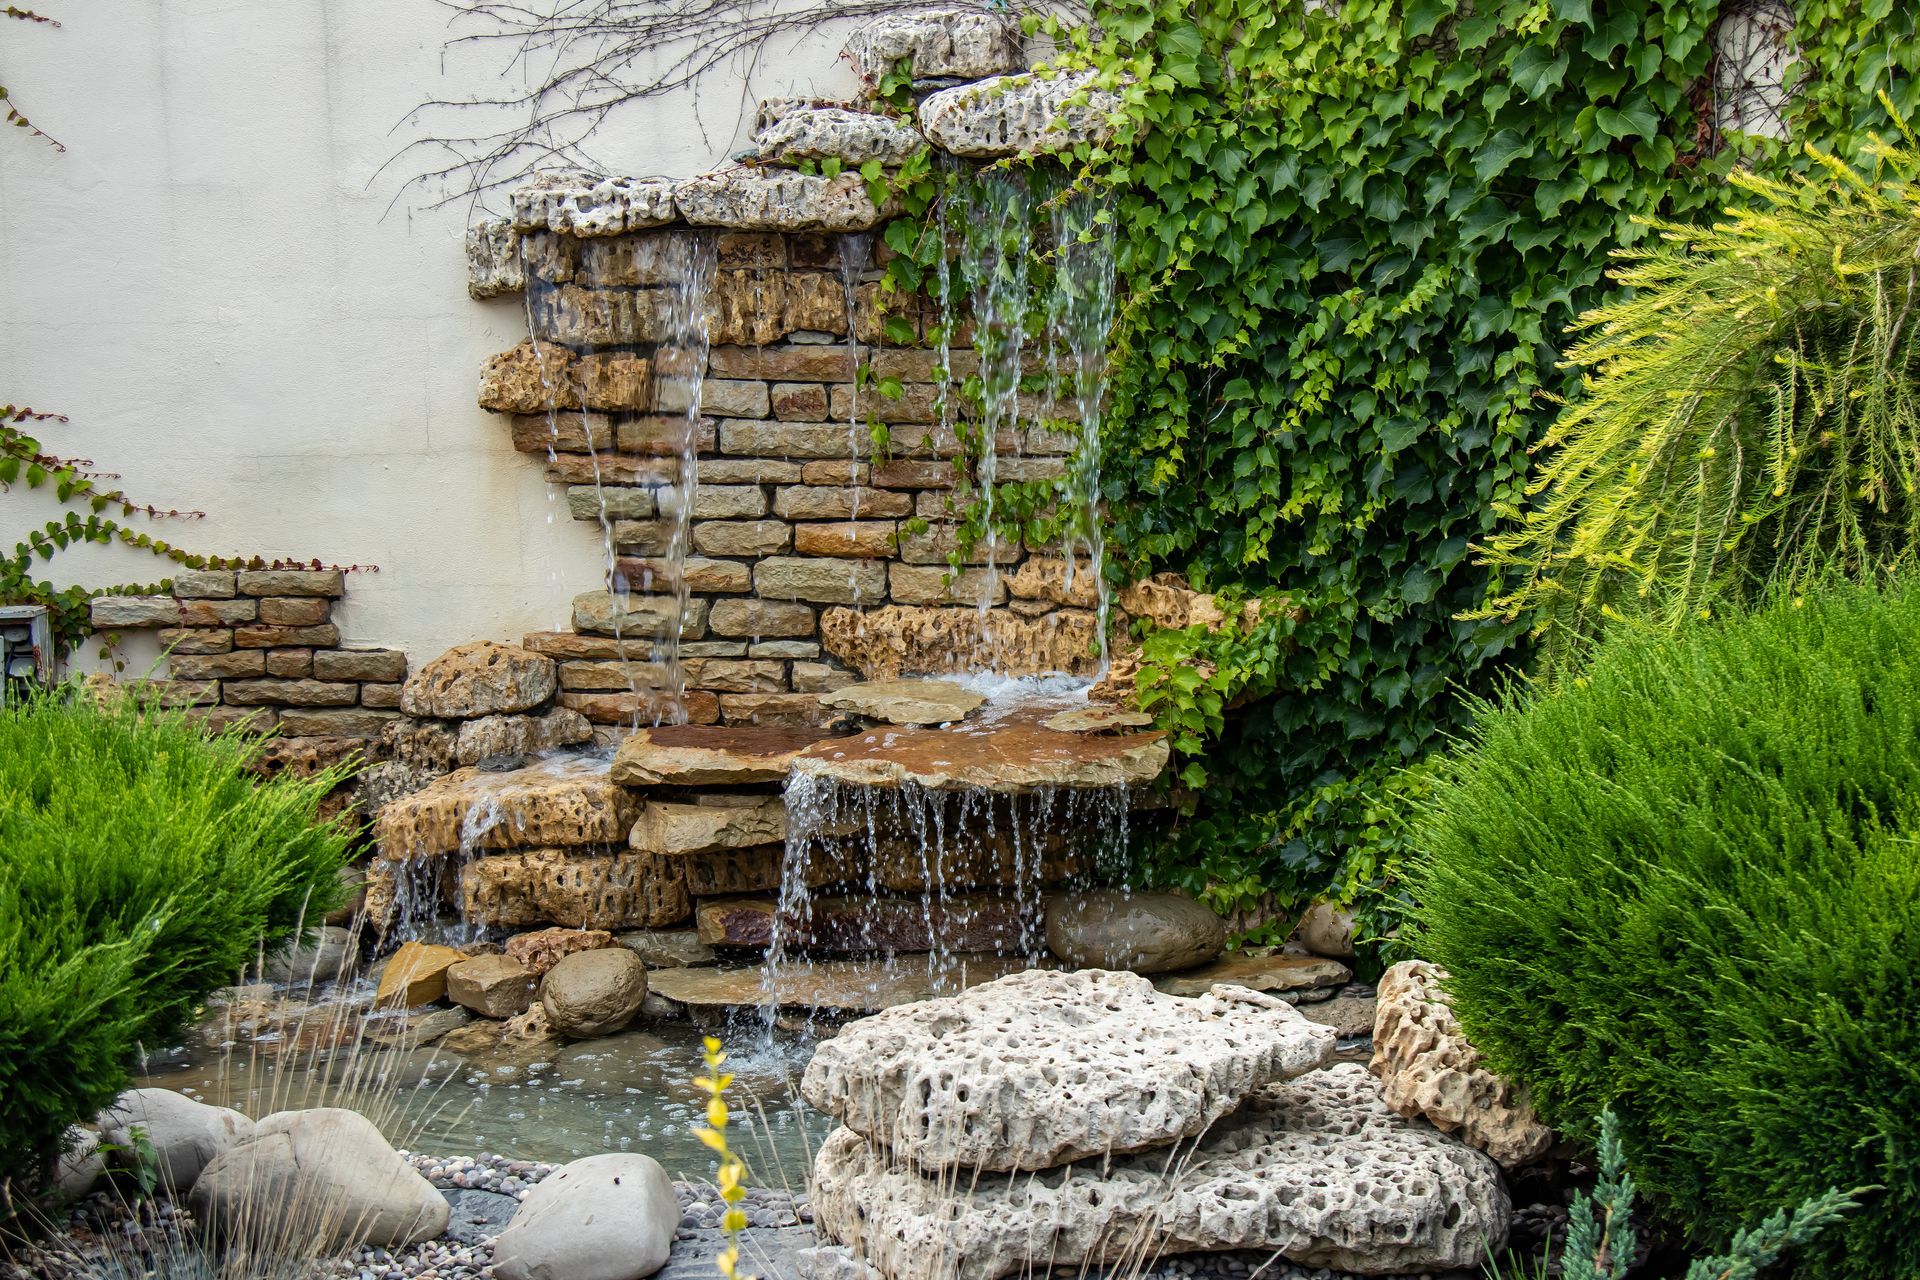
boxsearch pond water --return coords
[137,994,828,1186]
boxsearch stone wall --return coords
[87,570,406,737]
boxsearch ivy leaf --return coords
[1474,130,1535,184]
[1550,0,1593,27]
[1594,96,1658,141]
[1405,0,1450,39]
[1509,46,1569,99]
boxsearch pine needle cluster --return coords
[1475,103,1920,675]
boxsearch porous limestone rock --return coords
[1370,960,1553,1170]
[1044,890,1227,975]
[1117,573,1265,633]
[510,171,678,237]
[376,757,638,858]
[820,678,986,726]
[446,954,539,1019]
[99,1090,254,1193]
[843,10,1024,84]
[478,341,653,414]
[673,170,893,233]
[801,969,1333,1172]
[540,947,648,1038]
[811,1064,1511,1280]
[459,847,691,931]
[453,707,594,766]
[612,724,826,786]
[191,1108,449,1251]
[467,217,524,299]
[791,714,1167,794]
[754,107,927,166]
[374,941,466,1007]
[629,795,788,855]
[917,70,1120,159]
[506,926,616,976]
[820,605,1102,679]
[492,1153,679,1280]
[401,642,558,720]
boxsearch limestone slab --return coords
[460,847,690,931]
[629,795,788,855]
[812,1064,1511,1280]
[820,678,986,726]
[645,956,1041,1016]
[791,713,1167,794]
[803,969,1333,1173]
[1153,952,1352,999]
[375,757,638,858]
[1370,960,1553,1170]
[674,171,891,233]
[611,724,828,786]
[918,70,1121,159]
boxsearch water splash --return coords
[1048,191,1117,673]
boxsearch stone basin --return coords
[792,706,1168,793]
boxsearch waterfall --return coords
[959,171,1033,622]
[1048,191,1117,673]
[649,232,718,724]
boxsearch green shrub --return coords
[0,691,352,1199]
[1412,584,1920,1279]
[1476,128,1920,676]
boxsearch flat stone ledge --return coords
[918,70,1121,158]
[792,707,1168,793]
[510,172,678,237]
[673,170,896,233]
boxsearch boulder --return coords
[446,954,539,1019]
[1370,960,1554,1170]
[99,1089,254,1193]
[401,641,558,720]
[506,927,616,976]
[811,1064,1511,1280]
[918,71,1121,159]
[258,925,354,986]
[1043,890,1226,975]
[374,941,466,1007]
[541,947,648,1038]
[190,1108,449,1251]
[492,1152,679,1280]
[843,10,1024,83]
[1292,901,1356,959]
[453,708,594,767]
[803,970,1333,1172]
[819,678,986,726]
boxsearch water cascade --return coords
[958,170,1033,617]
[1048,190,1117,671]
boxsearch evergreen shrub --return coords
[0,691,350,1197]
[1412,584,1920,1280]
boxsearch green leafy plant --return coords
[1007,0,1919,935]
[0,688,352,1203]
[1474,116,1920,674]
[1413,583,1918,1278]
[2,6,62,150]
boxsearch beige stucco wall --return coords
[0,0,862,672]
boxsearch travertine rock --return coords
[611,724,826,786]
[467,218,524,299]
[820,605,1102,679]
[1118,573,1264,633]
[505,927,616,977]
[674,171,893,233]
[1007,557,1102,609]
[461,848,690,931]
[1370,960,1553,1170]
[843,10,1023,83]
[820,678,986,726]
[452,707,594,766]
[510,171,677,237]
[1043,890,1227,975]
[754,107,926,166]
[802,970,1333,1173]
[812,1064,1511,1280]
[375,757,637,857]
[478,340,652,413]
[629,795,788,855]
[918,70,1120,159]
[402,642,558,720]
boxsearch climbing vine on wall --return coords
[910,0,1918,939]
[1,6,62,150]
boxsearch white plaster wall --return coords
[0,0,863,671]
